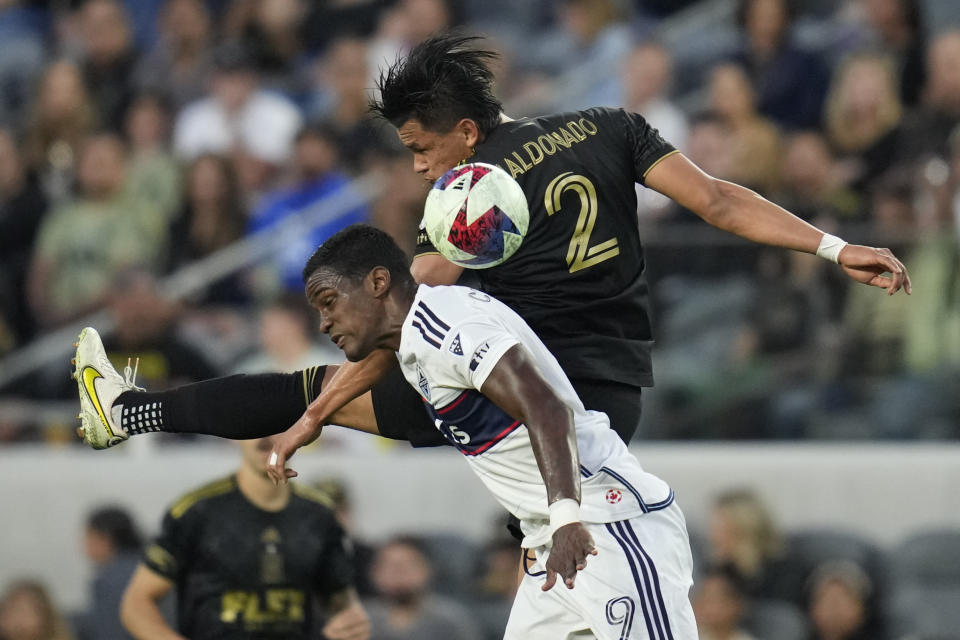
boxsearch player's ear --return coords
[366,266,392,298]
[455,118,481,149]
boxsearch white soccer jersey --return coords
[397,285,673,548]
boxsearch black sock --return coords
[114,367,327,439]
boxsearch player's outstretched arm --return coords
[120,565,187,640]
[322,588,371,640]
[267,359,386,484]
[480,345,597,591]
[645,152,912,295]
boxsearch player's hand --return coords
[543,522,597,591]
[838,244,912,296]
[266,410,324,485]
[322,602,371,640]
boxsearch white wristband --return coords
[816,233,848,264]
[549,498,581,535]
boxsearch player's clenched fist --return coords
[543,522,598,591]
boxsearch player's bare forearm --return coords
[646,152,912,294]
[646,153,822,252]
[121,566,186,640]
[267,364,386,484]
[480,345,580,505]
[304,350,396,426]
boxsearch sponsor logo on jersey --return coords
[470,342,490,371]
[606,489,623,504]
[435,418,471,445]
[468,290,491,302]
[449,333,463,355]
[417,365,431,401]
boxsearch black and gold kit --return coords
[416,107,675,388]
[143,475,353,640]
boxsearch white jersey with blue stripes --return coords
[397,285,673,548]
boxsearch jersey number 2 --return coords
[544,172,620,273]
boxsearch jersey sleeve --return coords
[606,108,677,185]
[142,507,195,582]
[437,318,519,392]
[414,219,441,258]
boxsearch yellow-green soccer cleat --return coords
[73,327,142,449]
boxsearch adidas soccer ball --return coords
[423,162,529,269]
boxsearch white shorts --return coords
[504,502,698,640]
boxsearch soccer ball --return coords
[423,162,529,269]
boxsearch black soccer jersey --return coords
[143,476,353,640]
[415,107,676,387]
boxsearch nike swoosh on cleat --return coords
[81,366,117,438]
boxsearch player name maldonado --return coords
[497,117,600,179]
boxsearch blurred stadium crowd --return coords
[0,0,959,441]
[0,0,959,638]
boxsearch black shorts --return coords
[568,377,643,444]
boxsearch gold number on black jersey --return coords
[544,172,620,273]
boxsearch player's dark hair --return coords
[302,224,414,287]
[370,32,503,136]
[87,505,143,552]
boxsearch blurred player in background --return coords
[119,434,369,640]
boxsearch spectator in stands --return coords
[470,525,520,640]
[707,62,782,195]
[0,128,47,350]
[238,0,310,98]
[709,489,806,604]
[776,131,862,223]
[620,41,689,151]
[22,60,97,202]
[693,565,757,640]
[75,506,143,640]
[166,153,248,306]
[135,0,214,109]
[366,536,483,640]
[0,1,46,130]
[838,171,915,377]
[76,0,140,129]
[620,41,689,216]
[731,0,830,130]
[896,30,960,164]
[172,41,302,198]
[101,270,220,390]
[684,111,737,184]
[123,92,181,224]
[301,0,386,54]
[308,37,393,171]
[248,123,368,294]
[824,52,903,192]
[512,0,631,112]
[805,560,881,640]
[0,581,73,640]
[859,0,927,107]
[233,293,341,374]
[366,147,428,256]
[27,133,166,327]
